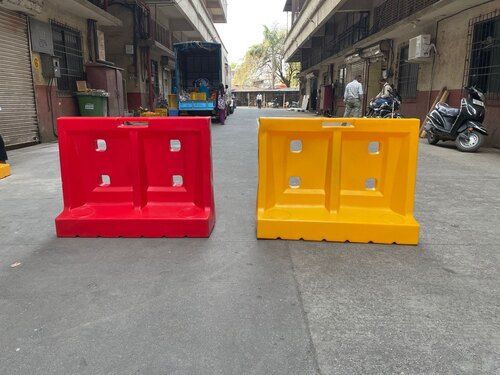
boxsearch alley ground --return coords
[0,108,499,374]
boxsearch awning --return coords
[345,53,362,64]
[361,41,391,60]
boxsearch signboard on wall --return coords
[125,44,134,55]
[29,18,54,55]
[97,30,106,61]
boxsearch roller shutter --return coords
[0,7,39,146]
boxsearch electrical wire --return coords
[46,77,58,138]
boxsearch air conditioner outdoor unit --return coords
[408,35,432,62]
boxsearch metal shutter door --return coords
[0,8,39,146]
[348,61,366,82]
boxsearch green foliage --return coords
[232,25,300,88]
[232,50,261,87]
[286,62,301,88]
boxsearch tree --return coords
[282,62,300,88]
[233,25,300,88]
[232,50,261,87]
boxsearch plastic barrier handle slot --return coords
[322,121,354,128]
[120,121,149,128]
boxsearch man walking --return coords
[256,93,263,109]
[343,75,364,117]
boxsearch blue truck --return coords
[173,41,232,117]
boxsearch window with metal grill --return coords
[398,45,419,99]
[372,0,440,34]
[468,14,500,100]
[51,22,84,92]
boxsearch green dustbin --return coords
[75,90,109,116]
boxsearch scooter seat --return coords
[436,102,459,117]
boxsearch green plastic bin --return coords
[75,91,109,116]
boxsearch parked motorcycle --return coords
[366,91,403,118]
[424,85,488,152]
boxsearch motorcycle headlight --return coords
[478,91,486,102]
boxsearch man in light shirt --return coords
[376,78,393,99]
[256,93,263,109]
[343,75,364,117]
[373,78,394,107]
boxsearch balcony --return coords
[285,0,444,66]
[0,0,42,14]
[327,17,369,58]
[301,16,370,70]
[283,0,306,26]
[371,0,441,34]
[204,0,227,23]
[49,0,122,26]
[284,0,344,62]
[146,0,223,44]
[289,0,493,71]
[131,5,172,51]
[152,20,172,50]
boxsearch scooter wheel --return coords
[455,130,484,152]
[427,130,440,145]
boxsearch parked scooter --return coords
[424,85,488,152]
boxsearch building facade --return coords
[105,0,228,112]
[283,0,500,147]
[0,0,123,146]
[0,0,226,147]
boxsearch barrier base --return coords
[0,163,11,179]
[56,203,215,238]
[257,207,419,245]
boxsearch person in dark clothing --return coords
[0,135,7,163]
[217,84,227,125]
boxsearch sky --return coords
[215,0,288,63]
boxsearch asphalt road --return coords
[0,108,499,374]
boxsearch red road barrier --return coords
[55,117,215,238]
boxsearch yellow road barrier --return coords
[0,163,11,179]
[257,117,420,245]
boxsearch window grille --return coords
[464,11,500,100]
[398,45,419,99]
[51,22,84,92]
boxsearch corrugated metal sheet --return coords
[0,8,39,146]
[348,61,366,82]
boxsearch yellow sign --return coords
[0,163,11,179]
[256,117,420,245]
[33,56,40,70]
